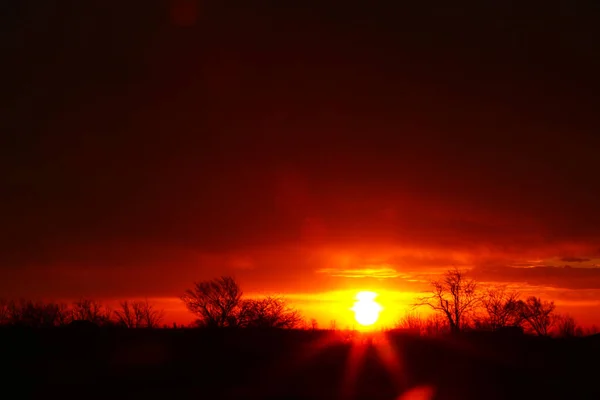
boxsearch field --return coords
[2,328,599,399]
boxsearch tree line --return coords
[180,274,599,337]
[0,298,164,328]
[0,277,304,330]
[401,268,599,337]
[2,271,598,336]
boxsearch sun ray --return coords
[340,337,369,400]
[374,332,409,394]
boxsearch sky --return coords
[2,1,600,327]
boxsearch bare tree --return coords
[480,287,522,330]
[329,320,337,331]
[115,300,164,328]
[518,296,556,336]
[6,299,68,327]
[238,296,303,329]
[181,276,304,329]
[555,313,578,338]
[181,276,243,328]
[138,300,164,328]
[115,300,137,327]
[55,303,71,325]
[71,298,112,326]
[414,268,480,333]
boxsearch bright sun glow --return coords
[351,291,383,326]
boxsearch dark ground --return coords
[1,328,599,400]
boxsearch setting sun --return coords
[351,291,383,326]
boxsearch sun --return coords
[351,291,383,326]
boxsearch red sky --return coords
[1,1,600,327]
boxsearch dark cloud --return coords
[561,257,591,263]
[473,266,600,290]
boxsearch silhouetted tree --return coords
[114,300,137,328]
[555,313,578,337]
[329,320,337,331]
[414,268,480,333]
[138,300,164,328]
[115,300,164,328]
[181,276,302,329]
[238,296,303,329]
[310,318,318,331]
[518,296,556,336]
[181,276,243,328]
[55,303,71,325]
[71,298,112,326]
[5,300,21,325]
[0,298,10,325]
[480,287,523,330]
[6,299,68,327]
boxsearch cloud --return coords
[561,257,591,263]
[2,1,600,306]
[317,267,401,279]
[473,265,600,290]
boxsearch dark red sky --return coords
[2,1,600,324]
